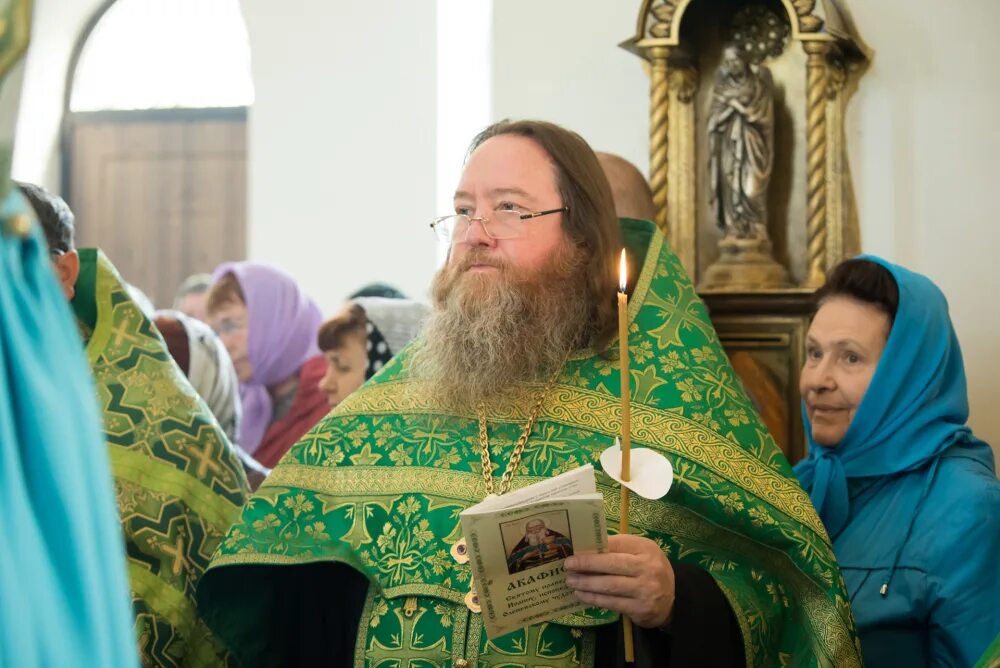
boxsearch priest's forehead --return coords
[454,135,560,208]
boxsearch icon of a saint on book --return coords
[502,512,575,575]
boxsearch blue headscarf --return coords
[0,192,138,666]
[794,255,982,538]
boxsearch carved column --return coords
[668,65,698,277]
[825,56,848,269]
[648,46,671,235]
[803,41,830,288]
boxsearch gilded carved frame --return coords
[621,0,871,288]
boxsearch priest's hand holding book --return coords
[459,461,676,639]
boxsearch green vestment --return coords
[977,634,1000,668]
[73,249,249,667]
[198,220,861,667]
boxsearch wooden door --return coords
[66,108,246,309]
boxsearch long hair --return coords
[814,258,900,328]
[468,120,621,351]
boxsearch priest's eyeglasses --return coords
[430,205,569,243]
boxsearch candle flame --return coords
[619,249,627,292]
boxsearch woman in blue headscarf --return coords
[795,257,1000,667]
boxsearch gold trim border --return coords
[128,561,196,639]
[85,252,115,365]
[628,222,662,325]
[332,381,826,538]
[110,447,241,530]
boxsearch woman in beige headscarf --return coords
[155,311,240,439]
[155,309,270,488]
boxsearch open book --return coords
[459,464,609,638]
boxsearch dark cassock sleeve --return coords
[593,561,746,667]
[219,562,369,667]
[222,561,742,667]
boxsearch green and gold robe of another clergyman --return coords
[198,219,861,667]
[73,249,249,667]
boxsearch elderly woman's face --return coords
[800,296,891,446]
[209,300,252,382]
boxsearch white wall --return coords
[492,0,649,174]
[846,0,1000,464]
[13,0,103,190]
[241,0,438,314]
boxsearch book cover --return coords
[460,465,609,638]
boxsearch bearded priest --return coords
[197,120,860,668]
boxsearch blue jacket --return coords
[834,442,1000,667]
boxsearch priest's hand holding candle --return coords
[564,248,677,663]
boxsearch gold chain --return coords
[477,365,563,497]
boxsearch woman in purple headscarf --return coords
[206,262,330,468]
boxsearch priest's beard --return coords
[412,242,592,408]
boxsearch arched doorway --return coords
[63,0,252,308]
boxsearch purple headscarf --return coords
[211,262,322,455]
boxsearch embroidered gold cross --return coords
[365,605,449,665]
[109,314,144,349]
[647,285,715,347]
[333,500,389,550]
[189,440,222,477]
[159,534,187,577]
[480,623,578,667]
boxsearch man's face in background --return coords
[176,290,208,322]
[50,248,80,300]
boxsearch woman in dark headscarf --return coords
[795,257,1000,666]
[316,297,428,408]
